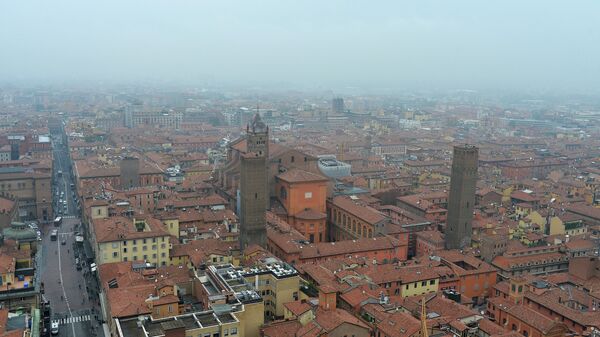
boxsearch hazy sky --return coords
[1,1,600,91]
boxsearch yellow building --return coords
[115,309,245,337]
[243,265,300,319]
[235,300,265,337]
[500,185,514,204]
[158,215,180,238]
[549,215,587,237]
[522,211,547,233]
[515,203,534,218]
[283,301,315,325]
[196,264,268,337]
[92,215,171,266]
[401,277,439,297]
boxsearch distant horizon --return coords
[2,80,600,100]
[2,1,600,93]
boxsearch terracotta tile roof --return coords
[477,318,506,335]
[295,208,326,220]
[0,255,15,274]
[170,238,237,267]
[157,194,227,209]
[99,262,192,318]
[492,252,566,271]
[151,294,179,306]
[106,285,153,317]
[437,250,497,276]
[262,320,302,337]
[243,244,265,256]
[284,300,312,316]
[489,297,565,334]
[356,264,438,285]
[565,238,596,251]
[567,204,600,221]
[557,212,585,223]
[510,191,539,202]
[331,195,388,225]
[339,285,379,308]
[376,311,420,337]
[300,264,343,292]
[426,295,478,320]
[415,230,445,244]
[93,216,169,243]
[299,236,402,260]
[313,307,370,332]
[277,168,328,183]
[296,320,324,336]
[524,288,600,326]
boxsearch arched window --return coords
[512,324,517,331]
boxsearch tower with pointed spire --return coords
[239,113,269,249]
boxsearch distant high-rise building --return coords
[332,97,345,114]
[445,144,478,249]
[124,105,133,128]
[9,143,19,161]
[239,114,269,249]
[124,103,182,129]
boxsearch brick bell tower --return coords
[239,113,269,249]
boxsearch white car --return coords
[51,322,59,335]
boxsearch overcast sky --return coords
[1,1,599,91]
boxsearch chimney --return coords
[318,285,337,311]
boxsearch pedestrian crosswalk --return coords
[53,315,91,325]
[62,215,76,219]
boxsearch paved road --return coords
[40,130,104,337]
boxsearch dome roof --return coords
[3,222,36,241]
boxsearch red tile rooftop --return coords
[331,195,388,225]
[277,168,328,183]
[284,300,312,316]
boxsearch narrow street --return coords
[39,128,104,337]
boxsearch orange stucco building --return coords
[275,168,329,243]
[437,250,498,304]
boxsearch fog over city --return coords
[2,1,600,91]
[4,2,600,337]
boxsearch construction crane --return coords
[420,297,429,337]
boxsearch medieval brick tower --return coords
[239,113,269,249]
[445,144,478,249]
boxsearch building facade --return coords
[445,145,478,249]
[239,114,269,249]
